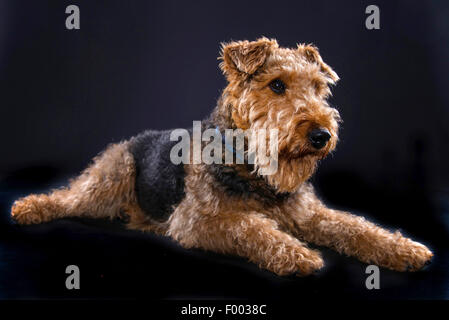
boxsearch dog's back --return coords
[129,130,187,222]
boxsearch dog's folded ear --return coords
[298,44,339,84]
[219,38,278,80]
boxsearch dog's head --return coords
[219,38,341,193]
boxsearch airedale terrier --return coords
[11,38,433,276]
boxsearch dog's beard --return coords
[248,132,323,194]
[257,154,319,193]
[243,115,337,194]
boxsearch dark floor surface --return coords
[0,171,448,300]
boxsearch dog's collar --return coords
[215,126,245,162]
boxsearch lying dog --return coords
[11,38,433,276]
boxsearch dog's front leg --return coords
[285,192,433,271]
[168,210,324,276]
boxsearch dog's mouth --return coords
[279,136,335,160]
[281,148,326,161]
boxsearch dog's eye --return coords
[269,79,286,94]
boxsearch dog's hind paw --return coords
[11,197,48,225]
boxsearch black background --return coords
[0,0,448,300]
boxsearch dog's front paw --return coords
[267,245,324,276]
[295,251,325,276]
[388,237,433,272]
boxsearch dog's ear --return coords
[298,44,339,84]
[219,38,277,80]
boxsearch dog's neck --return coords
[207,94,235,131]
[201,94,293,205]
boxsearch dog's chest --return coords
[208,163,291,207]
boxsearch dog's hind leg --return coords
[11,142,137,225]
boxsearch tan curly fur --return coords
[11,38,433,276]
[12,142,164,234]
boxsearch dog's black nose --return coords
[308,128,331,150]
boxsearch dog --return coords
[11,38,433,276]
